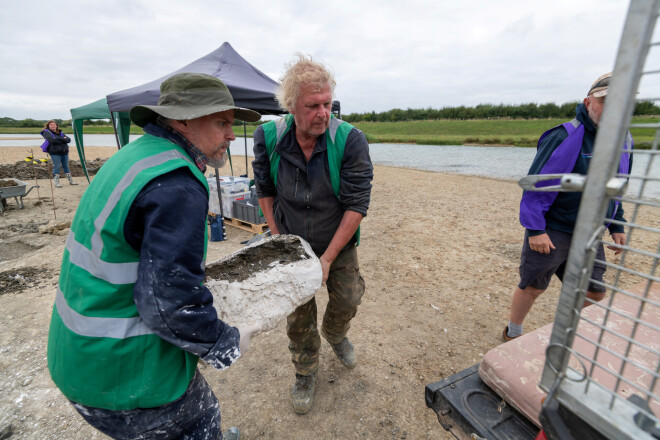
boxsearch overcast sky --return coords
[1,0,656,120]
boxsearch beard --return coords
[207,150,228,169]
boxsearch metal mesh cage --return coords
[537,1,660,439]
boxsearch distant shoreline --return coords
[2,115,658,148]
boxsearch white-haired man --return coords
[252,54,373,414]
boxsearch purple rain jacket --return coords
[40,129,71,155]
[519,103,633,236]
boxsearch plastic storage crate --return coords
[208,176,250,218]
[233,197,265,224]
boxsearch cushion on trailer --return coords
[479,282,660,427]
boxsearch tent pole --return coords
[243,121,248,179]
[110,112,122,150]
[72,120,91,183]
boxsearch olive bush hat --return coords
[130,72,261,127]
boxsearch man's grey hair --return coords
[275,53,336,113]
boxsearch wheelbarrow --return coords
[0,178,39,213]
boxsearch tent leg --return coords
[110,112,122,150]
[72,121,91,183]
[243,122,248,179]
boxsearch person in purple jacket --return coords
[503,72,633,341]
[41,120,77,187]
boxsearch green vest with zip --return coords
[262,114,360,244]
[47,134,208,410]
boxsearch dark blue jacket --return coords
[41,129,71,155]
[525,103,632,236]
[122,123,240,370]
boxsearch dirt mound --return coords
[0,158,107,180]
[0,266,53,295]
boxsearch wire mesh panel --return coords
[538,1,660,439]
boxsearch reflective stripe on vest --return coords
[65,149,191,285]
[55,287,154,338]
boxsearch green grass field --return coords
[351,117,660,148]
[3,117,658,148]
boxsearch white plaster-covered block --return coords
[205,234,322,332]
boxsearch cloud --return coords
[0,0,651,120]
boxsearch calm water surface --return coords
[1,134,657,198]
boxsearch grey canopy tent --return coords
[105,42,340,174]
[107,42,286,118]
[69,97,131,183]
[71,43,341,181]
[106,42,286,176]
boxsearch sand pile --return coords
[0,159,106,180]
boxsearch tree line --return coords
[341,101,660,123]
[0,117,111,128]
[2,100,659,127]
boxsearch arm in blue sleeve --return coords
[41,130,56,143]
[339,128,373,216]
[126,168,241,370]
[522,127,567,235]
[251,126,277,199]
[527,128,567,175]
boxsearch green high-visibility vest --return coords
[262,114,360,244]
[47,134,209,410]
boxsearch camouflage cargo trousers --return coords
[287,245,366,376]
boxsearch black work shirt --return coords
[252,120,373,255]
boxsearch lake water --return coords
[2,134,657,198]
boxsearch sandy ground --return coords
[0,145,647,439]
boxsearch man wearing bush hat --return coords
[47,73,261,440]
[504,72,633,342]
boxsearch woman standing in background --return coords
[41,120,77,187]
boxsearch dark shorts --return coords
[518,228,607,293]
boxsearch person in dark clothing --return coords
[41,120,77,187]
[503,72,633,341]
[252,54,373,415]
[47,73,262,440]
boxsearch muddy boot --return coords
[65,173,78,185]
[223,427,240,440]
[291,373,316,414]
[53,175,62,188]
[330,337,357,369]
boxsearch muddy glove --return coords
[237,324,261,355]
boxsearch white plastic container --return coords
[208,176,251,218]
